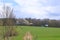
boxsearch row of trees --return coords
[0,17,60,28]
[16,18,60,27]
[49,20,60,27]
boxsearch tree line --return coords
[0,18,60,27]
[16,18,60,27]
[0,18,60,28]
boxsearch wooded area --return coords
[0,18,60,27]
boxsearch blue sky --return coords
[0,0,60,19]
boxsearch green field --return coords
[0,26,60,40]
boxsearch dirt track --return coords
[23,32,33,40]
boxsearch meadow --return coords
[0,26,60,40]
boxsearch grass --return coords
[0,26,60,40]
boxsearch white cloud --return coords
[0,0,59,19]
[14,0,60,19]
[14,0,48,16]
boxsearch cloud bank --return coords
[14,0,60,19]
[0,0,60,19]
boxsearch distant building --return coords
[45,24,48,27]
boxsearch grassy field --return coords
[0,26,60,40]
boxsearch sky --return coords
[0,0,60,20]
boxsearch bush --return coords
[4,29,18,38]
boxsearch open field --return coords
[0,26,60,40]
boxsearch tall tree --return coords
[0,5,16,40]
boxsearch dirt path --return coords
[23,32,33,40]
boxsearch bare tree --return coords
[0,5,17,40]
